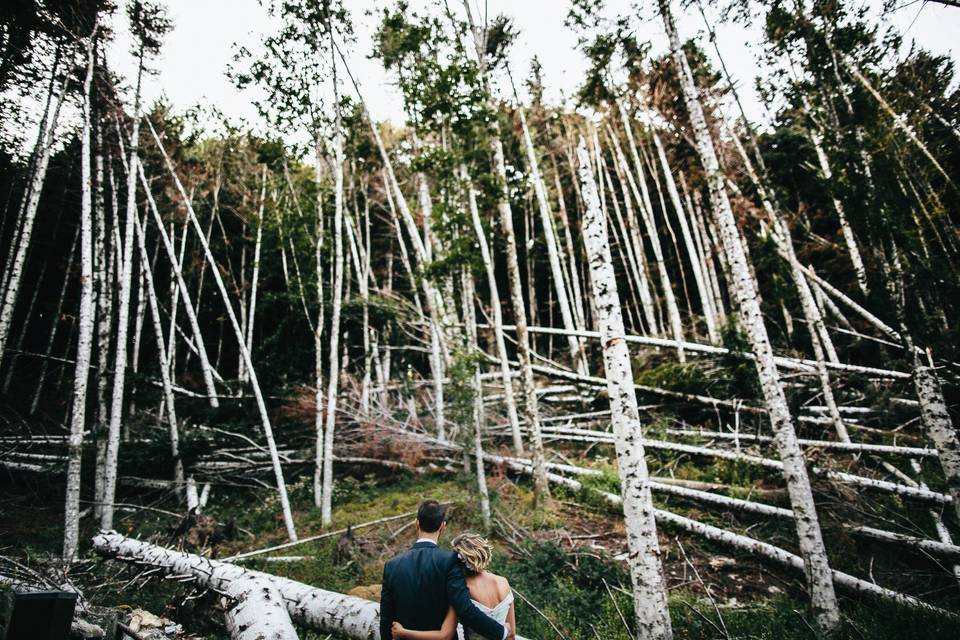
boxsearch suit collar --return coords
[412,540,439,549]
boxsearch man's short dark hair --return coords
[417,500,446,533]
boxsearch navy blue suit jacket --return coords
[379,541,504,640]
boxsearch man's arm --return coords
[380,562,396,640]
[444,558,506,640]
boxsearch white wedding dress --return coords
[457,592,513,640]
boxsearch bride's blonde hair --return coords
[452,533,492,574]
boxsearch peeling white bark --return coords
[224,577,299,640]
[575,137,673,640]
[63,31,98,562]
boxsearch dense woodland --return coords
[1,0,960,638]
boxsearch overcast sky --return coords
[103,0,960,138]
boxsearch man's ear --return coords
[415,519,421,533]
[439,521,446,534]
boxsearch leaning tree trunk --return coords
[657,1,841,634]
[63,29,97,562]
[461,0,548,505]
[138,162,221,404]
[650,127,719,342]
[0,65,68,364]
[515,97,587,373]
[727,127,850,443]
[461,263,492,532]
[318,135,344,527]
[804,108,869,297]
[576,137,673,640]
[148,119,298,542]
[132,212,184,491]
[491,137,550,508]
[465,167,524,453]
[99,50,147,530]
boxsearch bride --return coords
[391,533,516,640]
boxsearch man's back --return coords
[379,541,505,640]
[382,542,454,631]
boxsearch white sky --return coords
[103,0,959,138]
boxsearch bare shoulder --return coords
[492,573,511,598]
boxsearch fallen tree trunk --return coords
[494,323,910,380]
[531,426,953,504]
[224,577,298,640]
[94,531,378,637]
[849,525,960,560]
[94,531,531,640]
[495,455,956,618]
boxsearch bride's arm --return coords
[391,606,458,640]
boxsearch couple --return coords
[380,500,517,640]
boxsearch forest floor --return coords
[4,444,960,640]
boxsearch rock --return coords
[69,617,105,639]
[707,556,736,569]
[347,584,382,602]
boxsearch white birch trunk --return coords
[0,69,68,362]
[491,136,550,506]
[651,129,718,342]
[318,136,345,527]
[600,129,659,335]
[515,102,587,373]
[99,55,146,530]
[138,168,224,393]
[224,577,299,640]
[462,265,492,532]
[807,122,869,297]
[658,1,840,632]
[132,212,184,490]
[245,166,266,372]
[727,127,850,443]
[147,119,297,541]
[465,168,524,454]
[607,127,685,357]
[93,532,379,638]
[63,32,97,562]
[575,137,673,640]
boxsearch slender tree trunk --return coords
[133,211,184,490]
[513,93,587,373]
[576,137,673,640]
[651,129,718,342]
[99,52,146,530]
[138,163,220,403]
[64,29,97,562]
[805,113,869,297]
[658,1,840,633]
[606,125,685,356]
[462,264,491,532]
[727,127,850,443]
[0,67,69,364]
[244,167,266,376]
[319,137,344,527]
[491,137,550,507]
[148,119,297,541]
[602,128,659,335]
[465,167,523,453]
[459,0,548,502]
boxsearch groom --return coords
[379,500,512,640]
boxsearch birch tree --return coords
[576,136,673,640]
[63,17,99,563]
[98,0,172,530]
[657,1,840,633]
